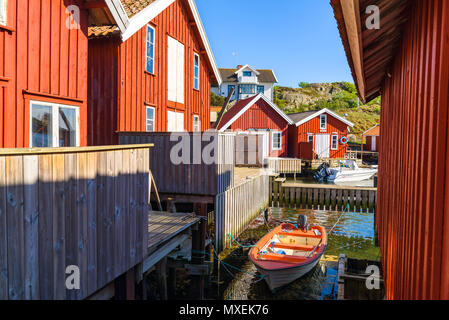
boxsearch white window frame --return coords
[307,133,314,143]
[193,115,200,132]
[331,134,339,150]
[0,0,7,26]
[193,53,200,90]
[320,114,327,130]
[146,106,155,132]
[29,100,80,148]
[146,25,155,74]
[272,131,282,151]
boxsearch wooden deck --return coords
[234,167,264,186]
[148,211,200,251]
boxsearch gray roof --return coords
[219,68,277,83]
[287,110,320,123]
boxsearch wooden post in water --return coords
[190,203,207,299]
[114,268,136,300]
[156,258,168,300]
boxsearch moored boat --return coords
[249,219,327,291]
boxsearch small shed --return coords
[288,108,354,159]
[363,125,380,152]
[216,93,294,158]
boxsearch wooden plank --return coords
[0,157,7,299]
[114,150,124,278]
[6,156,25,299]
[86,152,98,296]
[76,152,88,300]
[23,155,40,299]
[52,153,66,300]
[38,154,53,299]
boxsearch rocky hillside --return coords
[274,82,381,136]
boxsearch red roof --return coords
[363,125,380,136]
[216,96,259,130]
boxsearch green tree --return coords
[211,92,225,106]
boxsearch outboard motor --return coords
[297,214,308,231]
[313,162,330,182]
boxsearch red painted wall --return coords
[292,113,349,159]
[378,0,449,300]
[0,0,88,148]
[365,135,379,152]
[227,98,289,157]
[88,0,213,146]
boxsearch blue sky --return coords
[196,0,353,87]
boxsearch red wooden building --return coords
[288,108,354,159]
[0,0,92,148]
[333,0,449,299]
[363,124,379,152]
[87,0,221,145]
[216,93,294,158]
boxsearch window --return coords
[193,115,200,132]
[167,36,185,103]
[307,134,314,143]
[320,114,327,130]
[331,135,339,150]
[146,107,155,132]
[239,84,256,94]
[146,25,155,73]
[0,0,7,26]
[228,85,235,97]
[272,131,282,151]
[243,71,252,77]
[257,85,265,94]
[30,101,79,148]
[193,53,199,90]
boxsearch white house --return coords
[211,64,278,102]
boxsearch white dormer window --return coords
[243,71,252,77]
[0,0,7,26]
[320,114,327,130]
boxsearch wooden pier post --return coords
[189,203,207,299]
[156,258,168,300]
[114,268,136,300]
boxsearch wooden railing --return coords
[0,145,152,300]
[268,158,302,174]
[215,174,270,251]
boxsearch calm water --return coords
[218,207,379,300]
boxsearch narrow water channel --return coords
[216,207,380,300]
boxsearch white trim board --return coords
[293,108,354,127]
[218,93,294,132]
[108,0,222,85]
[234,64,260,75]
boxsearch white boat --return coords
[330,160,377,182]
[314,160,377,183]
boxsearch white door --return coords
[372,136,376,151]
[167,36,185,103]
[315,134,330,159]
[167,111,184,132]
[262,132,269,159]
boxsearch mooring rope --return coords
[328,203,351,234]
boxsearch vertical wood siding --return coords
[295,114,349,159]
[0,0,88,148]
[378,0,449,300]
[228,99,290,157]
[88,0,213,146]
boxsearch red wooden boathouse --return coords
[333,0,449,299]
[288,108,354,160]
[87,0,221,145]
[216,93,294,158]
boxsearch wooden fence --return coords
[119,132,235,196]
[215,174,270,251]
[268,158,302,174]
[271,180,377,212]
[0,145,152,300]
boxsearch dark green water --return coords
[218,207,380,300]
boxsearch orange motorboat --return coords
[249,219,327,291]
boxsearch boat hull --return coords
[333,169,377,182]
[253,252,323,291]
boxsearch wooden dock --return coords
[271,179,377,212]
[268,157,302,174]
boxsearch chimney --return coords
[237,65,243,69]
